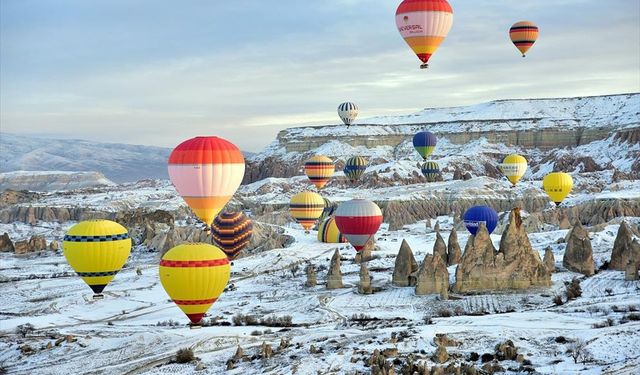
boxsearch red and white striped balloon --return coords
[334,199,383,252]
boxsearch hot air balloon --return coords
[421,161,440,182]
[413,131,437,160]
[211,211,253,260]
[463,206,499,236]
[317,216,348,243]
[543,172,573,206]
[63,220,132,299]
[289,191,325,232]
[160,243,230,326]
[338,102,358,127]
[395,0,454,69]
[168,136,245,230]
[509,21,538,57]
[344,156,368,183]
[304,155,335,190]
[499,154,528,186]
[335,199,383,252]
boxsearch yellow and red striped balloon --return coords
[168,136,245,228]
[304,155,334,190]
[395,0,454,68]
[159,243,230,325]
[289,191,325,232]
[509,21,539,57]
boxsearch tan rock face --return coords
[447,228,462,266]
[0,232,14,252]
[625,257,639,281]
[358,263,373,295]
[543,247,556,273]
[326,249,343,289]
[305,264,317,287]
[610,222,640,271]
[415,254,449,299]
[392,239,418,287]
[433,232,447,266]
[14,235,48,255]
[563,222,595,276]
[454,208,551,293]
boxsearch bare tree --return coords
[569,339,587,364]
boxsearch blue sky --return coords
[1,0,639,152]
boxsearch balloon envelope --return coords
[211,211,253,260]
[335,199,383,252]
[304,155,334,190]
[510,21,538,57]
[63,220,132,295]
[395,0,454,68]
[289,191,325,231]
[168,136,245,227]
[413,131,437,159]
[463,206,499,236]
[338,102,358,126]
[543,172,573,205]
[344,156,368,183]
[421,161,440,182]
[159,243,230,325]
[317,216,348,243]
[499,154,528,186]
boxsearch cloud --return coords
[1,1,638,152]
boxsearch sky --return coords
[1,0,639,152]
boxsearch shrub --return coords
[565,279,582,300]
[553,295,564,306]
[592,318,615,329]
[611,305,626,313]
[469,352,480,361]
[605,288,613,296]
[437,309,453,318]
[522,359,533,366]
[261,315,293,327]
[423,315,434,325]
[480,353,494,363]
[15,323,35,337]
[175,348,195,363]
[626,313,640,321]
[0,365,6,375]
[250,330,262,336]
[555,336,567,344]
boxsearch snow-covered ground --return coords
[1,217,639,375]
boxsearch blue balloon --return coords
[463,206,499,236]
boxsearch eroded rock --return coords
[392,239,418,287]
[326,249,344,289]
[563,221,595,276]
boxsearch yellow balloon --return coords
[159,243,230,325]
[289,191,325,232]
[543,172,573,205]
[499,154,528,186]
[63,220,132,297]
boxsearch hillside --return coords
[245,93,640,183]
[0,171,116,192]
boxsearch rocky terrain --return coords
[0,93,639,374]
[0,171,116,192]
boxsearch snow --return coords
[1,219,639,374]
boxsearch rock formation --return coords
[610,221,640,271]
[433,221,441,233]
[432,344,449,364]
[447,227,462,266]
[0,233,14,252]
[433,232,447,266]
[326,249,344,289]
[392,240,419,287]
[14,235,48,255]
[358,263,373,294]
[415,254,449,299]
[625,258,639,281]
[543,247,555,273]
[563,222,595,276]
[454,208,551,293]
[305,264,317,287]
[49,240,59,251]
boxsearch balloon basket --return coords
[420,63,429,69]
[189,323,203,330]
[92,294,105,300]
[522,54,526,58]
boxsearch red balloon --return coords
[334,199,383,252]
